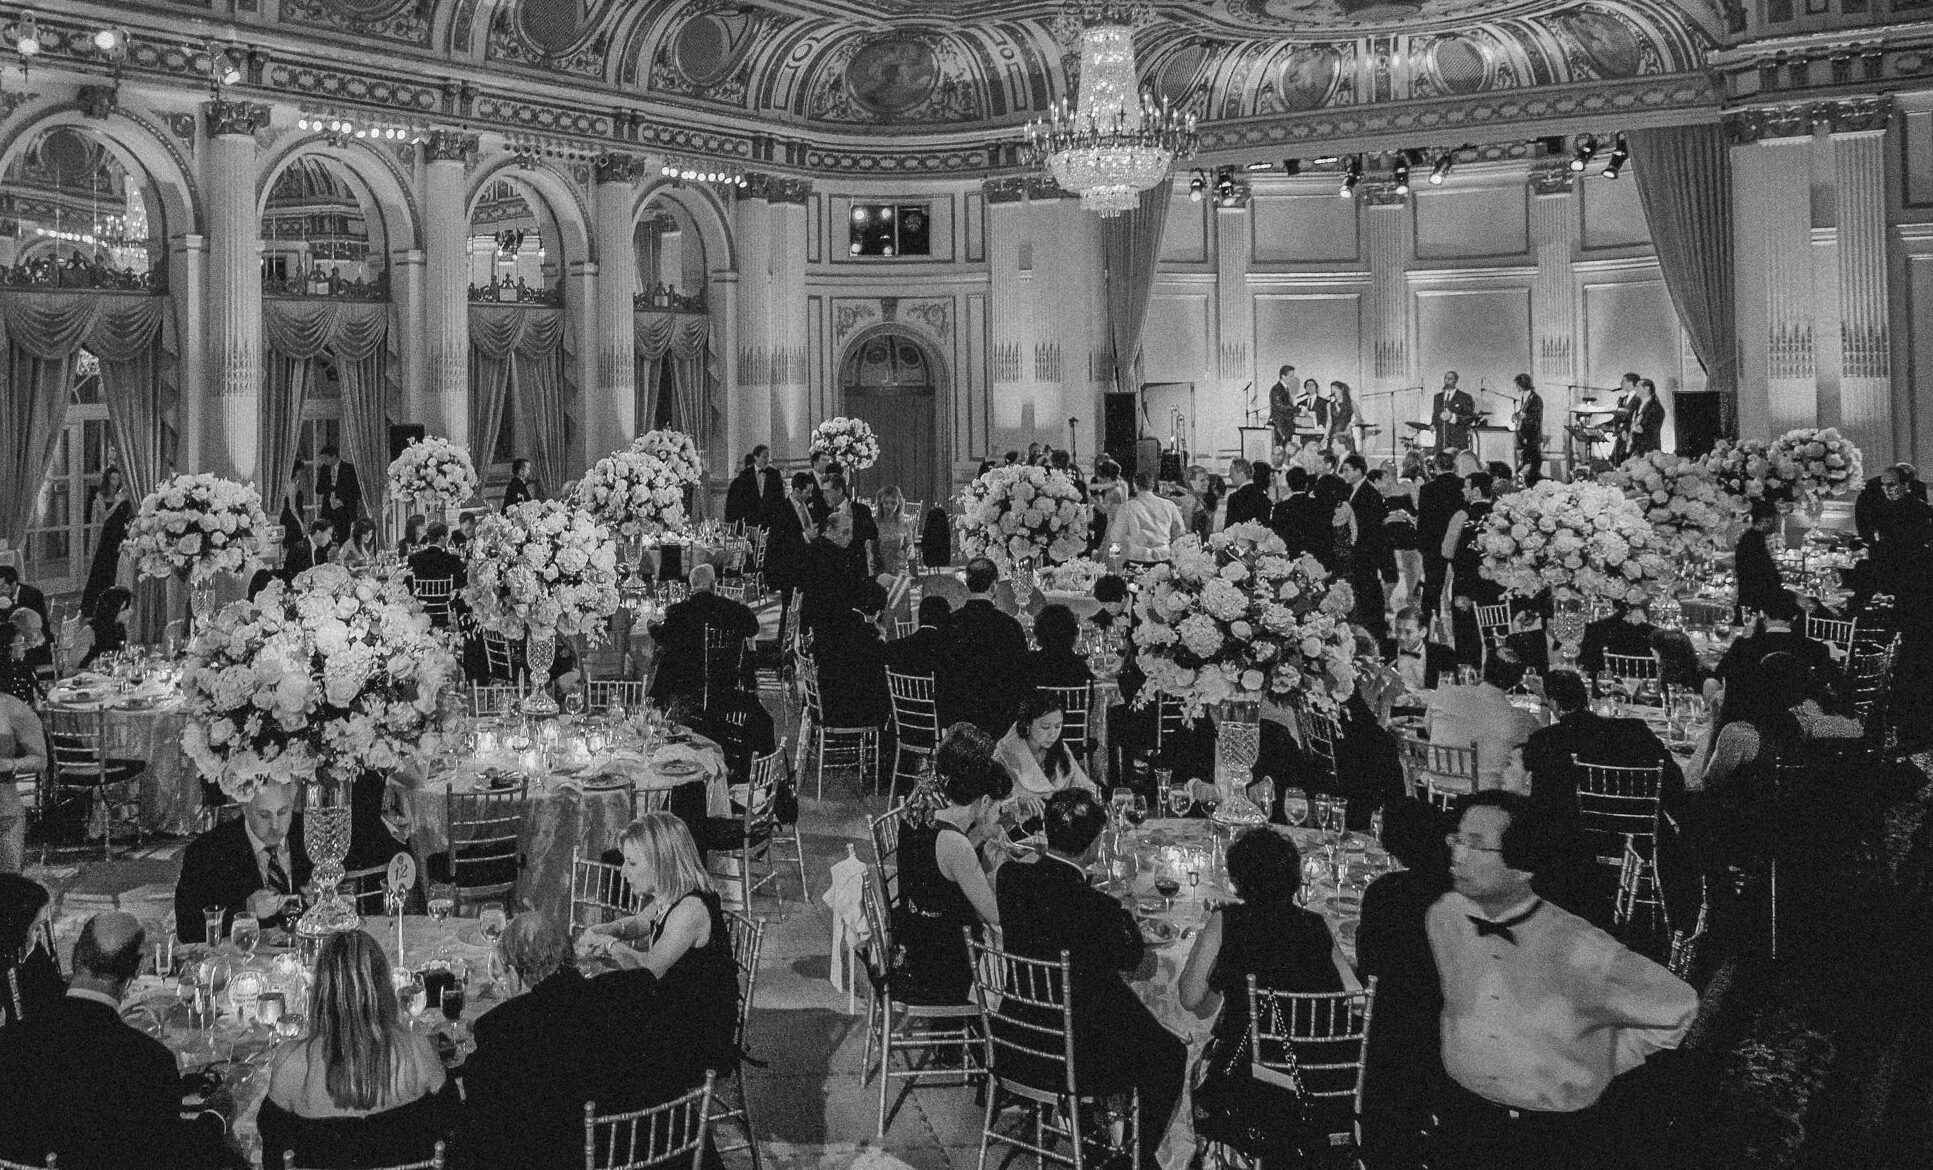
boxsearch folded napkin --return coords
[649,743,706,772]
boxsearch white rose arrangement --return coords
[1599,450,1738,557]
[808,416,881,472]
[179,563,460,804]
[573,447,688,539]
[1476,479,1675,604]
[125,473,272,583]
[633,429,705,489]
[462,499,621,641]
[1131,523,1360,721]
[1036,556,1109,596]
[1765,427,1863,510]
[386,436,478,511]
[958,464,1091,572]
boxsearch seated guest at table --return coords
[0,681,48,873]
[261,930,453,1170]
[502,457,540,509]
[1089,573,1130,635]
[811,581,891,739]
[1716,589,1835,689]
[800,509,871,633]
[582,814,739,1094]
[0,874,61,1028]
[335,517,379,571]
[0,619,41,705]
[938,558,1033,740]
[1579,601,1657,676]
[1387,606,1456,699]
[174,779,310,943]
[1524,671,1684,822]
[10,608,53,682]
[1733,499,1786,619]
[1029,603,1094,690]
[0,567,48,633]
[407,523,467,592]
[71,584,132,672]
[919,501,953,570]
[396,513,429,559]
[889,740,1007,1005]
[453,512,478,551]
[1356,800,1450,1170]
[0,911,215,1169]
[995,790,1186,1170]
[284,515,336,580]
[1690,656,1807,796]
[648,563,760,709]
[995,693,1095,814]
[1424,655,1542,792]
[1179,827,1343,1165]
[1430,792,1695,1170]
[885,595,952,677]
[1650,627,1710,695]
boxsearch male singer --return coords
[1432,372,1477,453]
[1268,364,1298,452]
[1608,372,1641,465]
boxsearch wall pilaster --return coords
[593,153,642,454]
[422,131,476,444]
[203,100,268,481]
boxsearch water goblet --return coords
[230,913,261,961]
[478,902,507,944]
[1282,787,1310,829]
[564,690,585,720]
[1110,787,1134,826]
[1125,795,1149,829]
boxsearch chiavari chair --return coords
[1575,758,1669,937]
[1395,731,1478,811]
[885,671,939,798]
[710,913,766,1168]
[799,658,881,799]
[1246,977,1378,1156]
[411,577,455,627]
[867,801,910,903]
[43,704,145,861]
[583,679,648,716]
[568,848,642,936]
[584,1075,714,1170]
[1036,683,1093,760]
[468,681,522,717]
[438,781,527,914]
[1804,614,1857,659]
[859,865,983,1136]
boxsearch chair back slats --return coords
[412,577,455,625]
[701,626,749,710]
[481,631,516,680]
[1152,696,1187,753]
[44,706,111,786]
[1247,977,1377,1142]
[856,863,894,990]
[570,848,643,935]
[443,781,527,907]
[967,935,1078,1097]
[1570,757,1664,867]
[584,1074,714,1170]
[742,742,786,844]
[469,682,522,718]
[585,679,649,717]
[286,1141,444,1170]
[1035,684,1092,753]
[868,803,906,901]
[1805,614,1857,656]
[1301,705,1342,784]
[893,619,917,639]
[885,671,939,749]
[721,909,765,1051]
[1474,604,1511,648]
[1600,651,1660,682]
[1397,730,1478,809]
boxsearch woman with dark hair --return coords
[1691,655,1806,795]
[0,873,62,1031]
[1089,574,1130,634]
[1650,627,1709,696]
[1314,473,1355,577]
[994,692,1094,809]
[1625,378,1667,459]
[80,466,132,617]
[1179,827,1343,1165]
[888,740,1010,1004]
[74,586,132,671]
[335,518,379,571]
[1442,470,1500,666]
[1326,380,1357,455]
[396,514,429,559]
[1029,604,1094,689]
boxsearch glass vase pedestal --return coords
[1213,699,1262,805]
[295,771,360,958]
[522,630,560,716]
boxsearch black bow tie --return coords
[1468,901,1542,945]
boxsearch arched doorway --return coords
[838,328,941,506]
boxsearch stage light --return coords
[215,50,243,86]
[297,118,310,130]
[1601,132,1629,180]
[1188,169,1206,202]
[1214,167,1235,201]
[1569,135,1598,173]
[1339,155,1362,198]
[1429,152,1454,185]
[11,12,40,58]
[92,27,125,56]
[1392,152,1412,195]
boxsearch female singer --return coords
[1325,381,1357,455]
[1626,378,1666,459]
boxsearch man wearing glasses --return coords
[1428,791,1695,1170]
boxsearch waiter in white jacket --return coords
[1104,469,1187,563]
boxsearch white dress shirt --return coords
[1427,891,1696,1113]
[1104,492,1186,561]
[244,821,292,894]
[1424,682,1543,791]
[994,729,1095,799]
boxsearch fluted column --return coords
[1735,138,1817,436]
[733,196,775,454]
[204,100,268,479]
[593,154,641,454]
[758,179,811,453]
[1364,187,1412,461]
[422,132,477,445]
[986,195,1033,451]
[169,233,207,475]
[1214,191,1253,455]
[1831,128,1892,463]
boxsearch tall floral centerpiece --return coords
[957,465,1091,597]
[1765,427,1863,515]
[634,429,705,491]
[462,499,620,714]
[1599,451,1739,564]
[125,473,273,622]
[179,564,461,941]
[808,416,880,472]
[574,445,688,587]
[385,436,478,522]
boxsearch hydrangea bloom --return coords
[1705,428,1861,512]
[385,436,478,510]
[1598,450,1739,559]
[126,473,271,583]
[1036,557,1109,595]
[958,465,1091,572]
[1477,479,1675,604]
[574,446,688,538]
[632,429,705,489]
[463,499,620,641]
[808,417,880,472]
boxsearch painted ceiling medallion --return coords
[847,35,941,115]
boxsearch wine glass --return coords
[230,913,261,961]
[1154,875,1181,910]
[427,885,457,953]
[1283,788,1310,829]
[1165,781,1193,818]
[1125,795,1149,829]
[478,903,507,944]
[564,690,585,720]
[1110,787,1134,826]
[439,962,469,1023]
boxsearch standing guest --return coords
[1430,792,1696,1170]
[727,446,783,528]
[335,517,379,571]
[282,459,311,561]
[0,684,48,866]
[1028,604,1094,689]
[260,931,452,1169]
[1855,463,1933,591]
[80,466,132,617]
[72,585,132,671]
[1105,470,1186,563]
[1625,379,1666,459]
[0,912,212,1169]
[502,457,540,509]
[937,558,1032,739]
[314,444,363,537]
[1341,454,1389,638]
[889,742,1006,1004]
[1086,457,1127,553]
[873,485,914,575]
[582,815,740,1094]
[1442,470,1499,666]
[1268,467,1328,560]
[1384,454,1424,609]
[1607,373,1642,465]
[994,693,1095,809]
[0,567,48,633]
[995,790,1186,1170]
[1355,800,1451,1170]
[1513,374,1544,475]
[1223,459,1271,528]
[724,451,765,526]
[1267,365,1299,453]
[1326,380,1358,455]
[807,450,834,515]
[396,513,429,559]
[174,780,311,943]
[824,471,879,579]
[1523,671,1683,825]
[800,510,871,632]
[646,563,759,709]
[1732,499,1786,620]
[885,596,952,677]
[1314,474,1356,578]
[919,501,953,570]
[1424,655,1542,792]
[810,581,892,743]
[1415,453,1464,621]
[0,874,60,1027]
[766,471,815,649]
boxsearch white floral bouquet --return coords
[633,429,705,489]
[1131,523,1360,721]
[1477,479,1675,604]
[1036,556,1109,596]
[1599,450,1739,554]
[1766,427,1863,509]
[1704,438,1789,505]
[808,416,880,472]
[462,499,620,641]
[958,464,1091,572]
[126,473,272,583]
[573,447,688,538]
[386,436,478,511]
[179,563,460,803]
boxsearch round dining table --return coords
[45,672,200,835]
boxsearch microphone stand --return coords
[1067,416,1079,465]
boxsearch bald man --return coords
[174,781,313,943]
[645,562,760,709]
[0,912,205,1168]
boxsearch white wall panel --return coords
[1414,186,1529,260]
[1251,194,1361,265]
[1142,291,1213,385]
[1414,286,1532,410]
[1580,169,1650,250]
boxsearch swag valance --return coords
[633,310,709,362]
[260,298,398,518]
[470,305,574,500]
[633,309,720,446]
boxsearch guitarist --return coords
[1431,371,1478,453]
[1512,373,1544,475]
[1607,372,1641,464]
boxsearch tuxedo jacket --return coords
[1350,479,1388,561]
[1523,710,1685,826]
[316,461,363,525]
[1731,528,1786,617]
[647,591,759,706]
[724,469,763,526]
[1416,474,1466,562]
[1224,482,1272,529]
[884,626,949,678]
[408,546,468,591]
[174,817,313,942]
[937,599,1033,738]
[1432,388,1477,449]
[1269,493,1329,561]
[502,476,538,510]
[763,500,811,590]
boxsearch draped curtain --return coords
[470,306,568,493]
[1100,184,1174,395]
[0,292,169,543]
[1627,124,1738,436]
[260,299,392,516]
[634,311,717,446]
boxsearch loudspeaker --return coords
[388,423,426,462]
[1673,392,1721,457]
[1103,393,1138,466]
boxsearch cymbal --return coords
[1405,420,1433,431]
[1356,423,1383,434]
[1571,406,1616,416]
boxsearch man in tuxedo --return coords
[753,445,785,524]
[1268,466,1328,559]
[1579,602,1658,675]
[502,457,540,509]
[807,451,834,519]
[1341,454,1389,638]
[765,472,816,649]
[799,509,872,634]
[1607,372,1641,465]
[174,780,311,943]
[994,790,1186,1170]
[937,558,1032,739]
[724,451,765,527]
[1513,373,1544,475]
[408,523,467,585]
[1416,453,1465,619]
[1718,588,1836,688]
[282,515,335,581]
[1223,458,1271,528]
[1267,364,1298,452]
[314,444,362,536]
[1432,371,1477,453]
[1387,606,1457,699]
[0,912,217,1169]
[1732,499,1787,620]
[0,567,48,634]
[280,459,310,563]
[824,470,878,579]
[1854,464,1933,591]
[885,595,952,677]
[647,563,759,709]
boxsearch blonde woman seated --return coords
[994,693,1095,819]
[260,931,452,1170]
[579,813,740,1092]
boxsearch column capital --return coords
[594,151,645,185]
[1726,96,1893,144]
[202,99,271,138]
[982,174,1072,204]
[742,172,813,204]
[1362,183,1409,207]
[422,130,480,164]
[1528,166,1576,197]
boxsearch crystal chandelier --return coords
[1026,18,1196,217]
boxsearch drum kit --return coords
[1567,403,1621,467]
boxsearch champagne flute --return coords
[427,884,457,953]
[1110,787,1134,826]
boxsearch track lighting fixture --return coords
[1569,135,1598,173]
[1214,167,1236,201]
[1339,155,1363,198]
[1429,152,1454,185]
[1601,133,1629,180]
[1188,169,1206,202]
[7,10,40,61]
[1392,151,1412,196]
